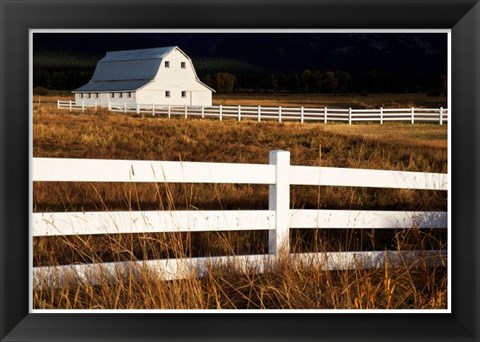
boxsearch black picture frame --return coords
[1,0,479,341]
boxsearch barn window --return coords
[86,94,90,99]
[181,91,186,98]
[111,93,114,98]
[181,62,186,69]
[126,92,131,98]
[165,91,170,98]
[165,61,170,68]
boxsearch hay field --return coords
[32,100,448,310]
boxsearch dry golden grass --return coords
[213,92,447,109]
[32,100,448,310]
[33,107,447,213]
[34,264,447,310]
[320,124,447,149]
[33,228,447,310]
[33,105,447,166]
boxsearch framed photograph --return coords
[1,0,479,341]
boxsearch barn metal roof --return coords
[100,46,176,62]
[74,46,177,92]
[90,59,161,82]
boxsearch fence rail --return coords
[34,209,446,237]
[33,151,448,287]
[57,100,449,125]
[34,250,447,287]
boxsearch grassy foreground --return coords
[33,104,448,310]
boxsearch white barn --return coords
[73,46,214,107]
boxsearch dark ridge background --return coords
[33,32,447,94]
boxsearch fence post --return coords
[152,104,155,117]
[94,101,97,111]
[136,103,140,115]
[324,107,327,124]
[348,107,352,125]
[411,107,415,124]
[238,105,241,121]
[57,100,60,109]
[81,101,85,112]
[184,105,188,119]
[279,106,282,122]
[108,102,111,111]
[219,105,223,121]
[168,104,171,118]
[69,100,72,111]
[201,105,205,118]
[439,107,443,125]
[380,107,383,124]
[301,107,304,123]
[258,106,261,122]
[124,103,127,114]
[269,150,291,257]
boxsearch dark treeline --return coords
[33,52,100,91]
[197,70,447,96]
[34,69,93,91]
[33,54,447,96]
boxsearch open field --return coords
[213,92,447,109]
[32,103,448,310]
[33,107,447,213]
[34,92,448,110]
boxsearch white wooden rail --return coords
[33,157,447,190]
[34,250,446,287]
[57,100,449,125]
[33,151,448,287]
[33,209,446,237]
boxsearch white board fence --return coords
[57,100,449,125]
[33,151,448,287]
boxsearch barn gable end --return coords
[73,46,214,107]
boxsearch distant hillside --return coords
[34,52,99,69]
[33,52,267,91]
[33,32,447,93]
[192,57,266,74]
[34,32,447,73]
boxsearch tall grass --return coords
[33,224,447,310]
[32,104,448,310]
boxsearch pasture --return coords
[32,101,448,310]
[34,92,448,109]
[213,92,447,109]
